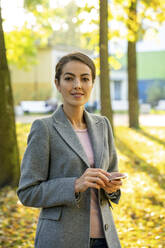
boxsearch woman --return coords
[17,52,122,248]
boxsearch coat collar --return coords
[52,105,104,168]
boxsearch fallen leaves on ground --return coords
[0,124,164,247]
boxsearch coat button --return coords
[104,224,109,231]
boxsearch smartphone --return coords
[108,173,127,182]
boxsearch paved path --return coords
[16,114,165,127]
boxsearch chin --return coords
[72,102,85,108]
[63,98,89,108]
[67,101,86,108]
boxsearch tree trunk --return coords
[127,41,139,128]
[0,5,20,188]
[127,0,139,128]
[99,0,114,130]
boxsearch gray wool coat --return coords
[17,105,121,248]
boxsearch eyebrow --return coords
[64,72,91,77]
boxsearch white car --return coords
[20,101,53,114]
[155,100,165,110]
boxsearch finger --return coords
[86,170,109,184]
[96,171,110,183]
[86,168,110,177]
[104,186,118,192]
[104,183,121,191]
[110,180,123,186]
[107,179,122,185]
[87,182,100,190]
[85,176,106,187]
[97,169,110,177]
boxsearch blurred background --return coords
[2,0,165,120]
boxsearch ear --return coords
[55,79,61,92]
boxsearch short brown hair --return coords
[55,52,96,83]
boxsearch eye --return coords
[82,77,90,82]
[64,77,73,81]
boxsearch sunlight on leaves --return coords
[0,125,164,247]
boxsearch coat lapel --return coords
[52,105,104,169]
[84,110,104,168]
[52,106,90,167]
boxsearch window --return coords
[114,80,122,100]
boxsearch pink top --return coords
[75,129,104,238]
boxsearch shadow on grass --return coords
[115,137,165,190]
[136,128,165,147]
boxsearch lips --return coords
[71,92,84,95]
[71,92,84,97]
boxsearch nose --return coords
[73,78,81,88]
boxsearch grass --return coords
[0,124,165,247]
[150,109,165,115]
[114,126,165,247]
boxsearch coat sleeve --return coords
[103,117,121,204]
[17,119,79,208]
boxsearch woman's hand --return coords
[75,168,122,193]
[75,168,110,193]
[102,179,122,194]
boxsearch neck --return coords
[63,104,86,129]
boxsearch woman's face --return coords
[55,60,93,108]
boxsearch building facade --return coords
[10,47,165,110]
